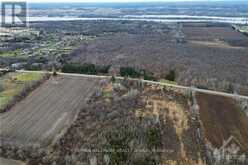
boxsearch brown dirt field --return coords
[188,40,245,49]
[0,75,99,146]
[196,93,248,152]
[183,27,247,41]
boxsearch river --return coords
[1,15,248,24]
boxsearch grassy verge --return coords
[0,72,49,112]
[159,79,177,85]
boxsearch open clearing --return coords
[47,81,205,164]
[0,75,99,146]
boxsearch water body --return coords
[1,15,248,24]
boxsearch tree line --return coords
[62,64,176,82]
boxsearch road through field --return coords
[16,70,248,100]
[0,75,99,146]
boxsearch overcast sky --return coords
[0,0,235,3]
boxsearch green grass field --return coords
[159,79,178,85]
[233,25,248,33]
[239,26,248,33]
[0,50,22,58]
[0,72,44,111]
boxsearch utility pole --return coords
[52,53,57,76]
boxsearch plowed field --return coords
[0,75,99,146]
[196,93,248,152]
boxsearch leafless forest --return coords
[54,21,248,94]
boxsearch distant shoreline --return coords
[1,15,247,24]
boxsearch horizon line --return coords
[3,0,248,4]
[28,1,248,4]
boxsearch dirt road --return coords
[17,70,248,100]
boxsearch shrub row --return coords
[61,63,111,75]
[120,67,157,81]
[62,64,176,82]
[120,67,176,82]
[0,70,11,77]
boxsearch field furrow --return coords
[0,75,99,146]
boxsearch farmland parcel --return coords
[0,75,99,146]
